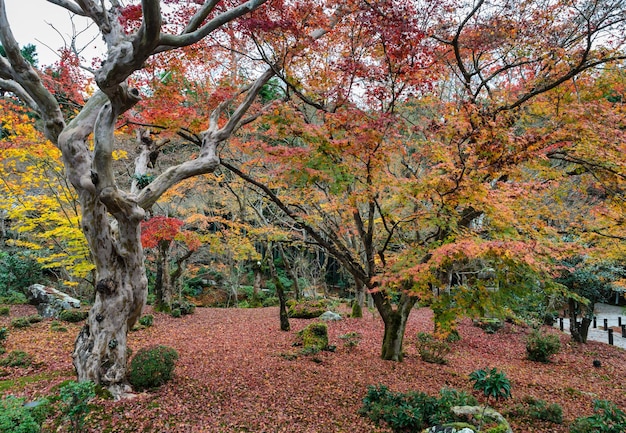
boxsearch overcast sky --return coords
[4,0,103,67]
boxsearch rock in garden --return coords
[26,284,81,318]
[319,311,342,321]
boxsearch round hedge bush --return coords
[128,345,178,391]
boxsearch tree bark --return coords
[71,193,147,399]
[374,290,417,361]
[278,243,301,300]
[268,243,289,331]
[154,241,174,311]
[568,298,592,344]
[352,286,364,318]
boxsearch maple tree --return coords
[223,0,626,362]
[140,215,201,311]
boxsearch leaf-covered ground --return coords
[1,304,625,432]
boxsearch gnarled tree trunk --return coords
[59,96,148,398]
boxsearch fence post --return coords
[604,318,608,331]
[608,329,614,345]
[593,317,597,328]
[559,317,564,332]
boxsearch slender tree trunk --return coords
[278,243,300,299]
[161,242,173,309]
[253,261,262,298]
[154,258,164,309]
[153,241,174,311]
[269,243,289,331]
[276,276,290,332]
[171,248,194,300]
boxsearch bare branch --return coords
[183,0,221,34]
[156,0,269,50]
[47,0,87,16]
[209,69,275,141]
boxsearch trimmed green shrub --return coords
[138,314,154,327]
[0,306,9,316]
[416,332,451,364]
[59,381,95,433]
[526,330,560,363]
[570,399,626,433]
[171,299,195,316]
[26,315,42,324]
[359,385,476,432]
[0,395,49,433]
[128,345,178,391]
[0,351,33,367]
[58,310,89,323]
[0,328,7,343]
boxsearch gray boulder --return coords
[451,406,512,433]
[26,284,81,318]
[319,311,342,321]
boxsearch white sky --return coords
[4,0,103,67]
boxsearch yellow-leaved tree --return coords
[0,100,94,289]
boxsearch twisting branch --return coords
[0,0,65,142]
[221,160,369,284]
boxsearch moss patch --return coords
[0,371,71,393]
[287,300,328,319]
[297,322,328,351]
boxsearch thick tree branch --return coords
[0,0,65,141]
[183,0,221,34]
[47,0,87,16]
[0,78,40,113]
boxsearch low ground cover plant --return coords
[359,384,477,432]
